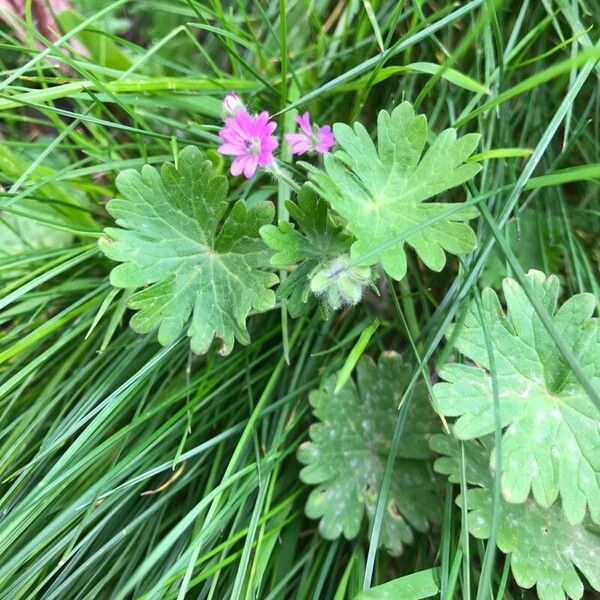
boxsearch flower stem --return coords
[266,161,301,192]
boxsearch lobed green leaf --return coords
[432,434,600,600]
[304,102,481,280]
[433,270,600,524]
[298,352,441,555]
[100,145,278,355]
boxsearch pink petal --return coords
[285,133,309,145]
[290,141,312,155]
[219,127,243,143]
[221,124,245,144]
[255,113,276,139]
[223,116,243,132]
[295,112,312,135]
[237,109,254,125]
[262,137,279,152]
[258,151,275,165]
[316,141,333,153]
[285,133,311,155]
[231,155,247,176]
[316,126,335,153]
[257,111,270,123]
[218,142,244,156]
[227,111,253,137]
[243,155,259,178]
[252,112,267,133]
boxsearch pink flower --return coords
[218,110,279,179]
[285,112,335,155]
[222,92,244,118]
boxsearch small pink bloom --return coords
[285,112,335,155]
[218,110,278,179]
[222,92,245,118]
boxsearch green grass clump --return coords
[0,1,598,599]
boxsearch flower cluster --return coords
[285,112,335,155]
[217,92,335,179]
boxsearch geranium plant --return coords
[97,94,600,600]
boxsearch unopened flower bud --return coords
[222,92,245,118]
[310,256,373,311]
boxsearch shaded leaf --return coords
[298,352,441,555]
[481,210,561,288]
[0,213,71,256]
[260,184,358,316]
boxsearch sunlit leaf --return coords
[100,145,278,355]
[433,270,600,524]
[432,434,600,600]
[304,102,481,280]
